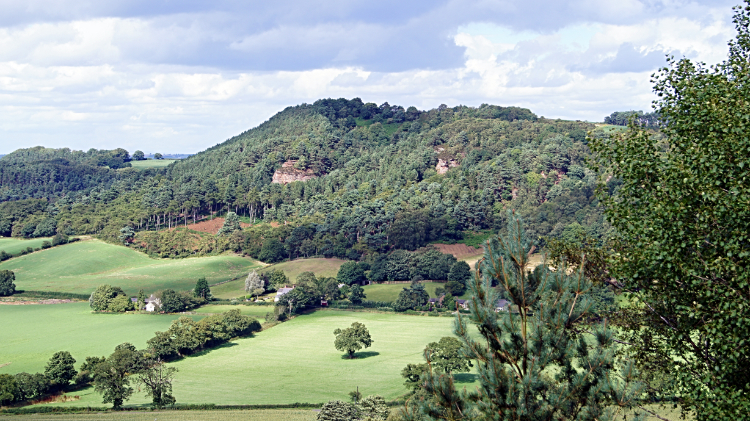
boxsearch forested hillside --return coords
[0,98,613,260]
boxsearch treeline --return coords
[604,110,661,128]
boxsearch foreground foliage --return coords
[408,214,644,420]
[590,3,750,419]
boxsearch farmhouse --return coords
[131,294,161,312]
[496,299,509,312]
[275,286,295,302]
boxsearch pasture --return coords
[37,310,474,407]
[260,257,347,279]
[212,257,347,299]
[128,159,176,169]
[0,237,53,255]
[0,240,261,295]
[193,304,273,318]
[0,409,318,421]
[363,282,471,301]
[0,302,202,375]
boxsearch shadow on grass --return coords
[453,373,477,383]
[184,341,239,358]
[340,351,380,360]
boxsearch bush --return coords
[41,241,51,249]
[317,400,359,421]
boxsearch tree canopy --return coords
[333,322,373,359]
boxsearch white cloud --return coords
[0,0,740,154]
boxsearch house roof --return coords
[496,299,509,308]
[277,287,294,295]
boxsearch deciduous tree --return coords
[0,270,15,296]
[333,322,373,359]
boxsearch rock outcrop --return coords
[436,158,459,175]
[272,161,317,184]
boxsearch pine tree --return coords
[413,212,645,420]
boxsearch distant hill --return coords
[0,98,613,262]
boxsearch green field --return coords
[260,257,347,280]
[210,257,348,299]
[38,310,471,406]
[0,302,202,375]
[129,159,176,169]
[194,304,274,318]
[362,282,470,302]
[0,409,318,421]
[0,240,261,295]
[0,237,53,255]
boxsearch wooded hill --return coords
[0,98,614,259]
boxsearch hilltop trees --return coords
[590,3,750,418]
[0,270,15,296]
[333,322,373,359]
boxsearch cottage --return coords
[456,299,469,309]
[131,294,161,312]
[275,286,295,302]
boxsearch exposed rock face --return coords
[436,158,459,175]
[272,161,317,184]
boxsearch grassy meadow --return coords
[0,239,261,295]
[128,159,176,169]
[0,237,53,255]
[193,304,273,318]
[260,257,347,280]
[34,310,473,407]
[0,302,202,374]
[362,282,471,301]
[0,410,318,421]
[211,257,347,299]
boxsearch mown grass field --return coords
[212,257,347,299]
[0,302,202,375]
[128,159,176,169]
[362,282,471,301]
[0,409,318,421]
[193,304,273,318]
[37,310,473,407]
[0,237,53,255]
[0,240,261,295]
[260,257,347,280]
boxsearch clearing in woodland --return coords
[128,159,176,169]
[0,239,261,295]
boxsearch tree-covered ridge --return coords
[1,99,608,258]
[0,146,136,202]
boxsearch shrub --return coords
[317,400,359,421]
[41,241,52,249]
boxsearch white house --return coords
[132,294,161,312]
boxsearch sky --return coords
[0,0,740,154]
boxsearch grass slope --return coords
[0,237,53,255]
[194,304,273,318]
[40,310,473,407]
[0,240,261,295]
[362,282,471,302]
[260,258,346,280]
[1,410,317,420]
[0,302,202,374]
[129,159,176,169]
[212,257,347,299]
